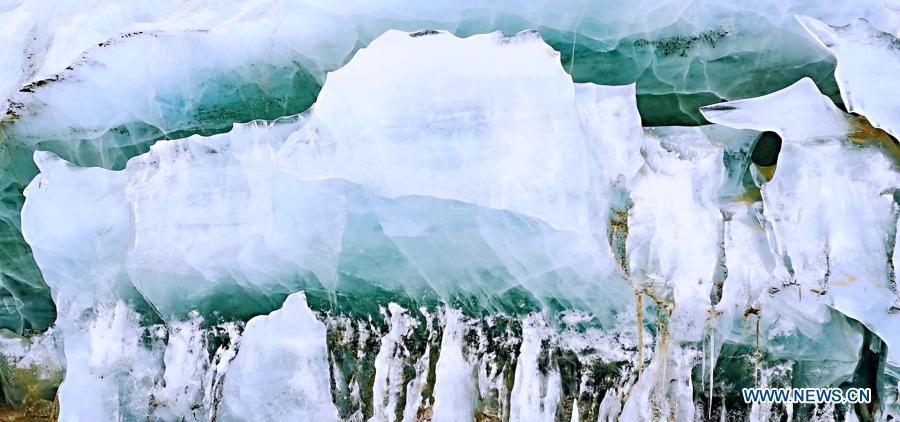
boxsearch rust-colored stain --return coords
[848,115,900,167]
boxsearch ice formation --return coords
[0,0,899,335]
[219,292,339,421]
[797,15,900,139]
[0,1,897,421]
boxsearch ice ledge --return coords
[797,15,900,140]
[699,77,850,141]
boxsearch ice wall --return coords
[2,0,900,333]
[6,11,900,421]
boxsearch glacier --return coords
[1,0,899,333]
[0,1,898,421]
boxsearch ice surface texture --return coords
[3,2,900,421]
[2,0,900,333]
[24,30,637,322]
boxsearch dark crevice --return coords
[844,328,884,422]
[751,131,783,167]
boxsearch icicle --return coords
[370,303,418,422]
[597,387,621,422]
[720,401,727,422]
[432,308,476,421]
[571,398,580,422]
[400,345,431,422]
[708,329,714,421]
[509,314,561,422]
[401,308,435,422]
[701,334,706,391]
[204,322,242,421]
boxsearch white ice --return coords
[704,78,900,368]
[219,292,339,421]
[798,15,900,139]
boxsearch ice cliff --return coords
[0,1,898,421]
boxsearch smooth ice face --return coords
[3,0,900,334]
[21,152,131,308]
[0,1,350,331]
[798,15,900,139]
[3,5,347,169]
[715,203,862,367]
[17,31,642,420]
[10,0,898,176]
[11,20,900,421]
[283,30,600,234]
[23,31,642,323]
[219,292,338,421]
[763,136,899,364]
[700,77,851,140]
[705,80,900,368]
[7,0,900,126]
